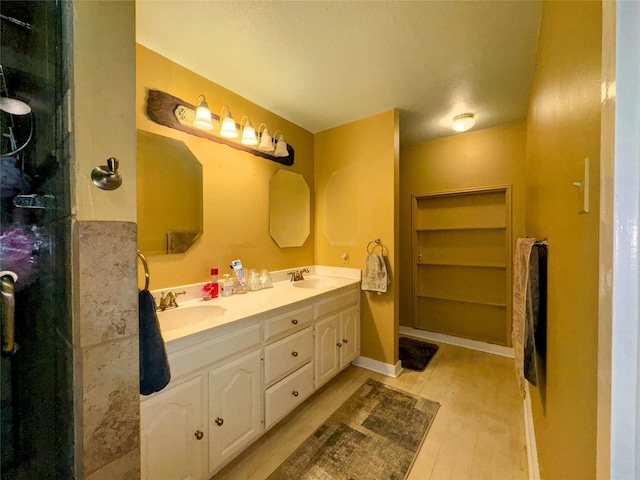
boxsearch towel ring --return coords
[137,249,150,290]
[367,238,387,255]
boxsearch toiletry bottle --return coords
[210,268,219,298]
[221,274,234,297]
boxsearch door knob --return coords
[337,342,342,348]
[343,339,348,344]
[194,430,204,440]
[291,351,298,357]
[215,417,224,426]
[292,390,299,397]
[291,319,298,325]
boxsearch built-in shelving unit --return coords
[412,187,512,346]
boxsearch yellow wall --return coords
[314,111,399,366]
[73,1,136,222]
[399,123,528,328]
[136,45,315,289]
[526,2,601,478]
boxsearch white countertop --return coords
[152,265,361,350]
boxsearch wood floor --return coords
[212,342,528,480]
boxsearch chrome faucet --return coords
[287,268,309,282]
[157,290,186,311]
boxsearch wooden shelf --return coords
[416,295,507,309]
[417,261,506,269]
[416,226,506,232]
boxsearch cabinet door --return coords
[141,376,207,480]
[208,349,263,472]
[314,314,340,388]
[340,305,360,368]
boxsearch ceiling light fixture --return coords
[240,116,258,146]
[273,130,289,157]
[219,106,238,138]
[452,113,475,132]
[193,95,213,130]
[257,123,273,152]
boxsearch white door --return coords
[208,349,263,472]
[141,377,207,480]
[314,314,340,388]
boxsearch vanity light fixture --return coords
[219,106,238,138]
[273,130,289,157]
[257,123,274,152]
[452,113,475,132]
[193,95,213,130]
[240,116,258,146]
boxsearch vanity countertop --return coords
[153,265,361,351]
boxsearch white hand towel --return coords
[362,252,389,293]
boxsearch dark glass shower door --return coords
[1,2,73,479]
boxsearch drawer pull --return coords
[291,319,298,325]
[215,417,224,426]
[292,390,299,397]
[343,339,349,344]
[291,351,298,357]
[194,430,204,440]
[337,342,342,348]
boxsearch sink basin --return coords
[157,304,226,332]
[292,277,340,289]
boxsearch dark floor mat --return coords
[399,337,439,371]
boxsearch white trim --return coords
[523,383,541,480]
[610,2,640,477]
[399,326,515,358]
[351,356,402,378]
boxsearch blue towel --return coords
[139,290,171,395]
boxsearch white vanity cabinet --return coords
[141,276,360,480]
[314,290,360,389]
[140,319,262,480]
[140,376,207,480]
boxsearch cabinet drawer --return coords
[168,321,261,379]
[314,289,359,319]
[264,327,313,386]
[264,306,313,342]
[264,362,314,430]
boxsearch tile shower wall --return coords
[74,221,139,479]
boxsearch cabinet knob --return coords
[343,339,348,344]
[194,430,204,440]
[291,319,298,325]
[291,351,298,357]
[337,342,342,348]
[292,390,299,397]
[215,417,224,426]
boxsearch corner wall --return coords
[314,110,399,366]
[70,1,139,478]
[399,123,528,330]
[525,2,602,478]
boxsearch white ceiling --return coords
[136,1,542,146]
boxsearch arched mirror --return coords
[137,130,203,255]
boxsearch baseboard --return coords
[523,383,540,480]
[399,326,515,358]
[352,356,402,378]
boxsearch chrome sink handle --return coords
[1,271,18,357]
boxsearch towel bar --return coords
[137,249,150,290]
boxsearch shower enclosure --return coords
[1,2,73,478]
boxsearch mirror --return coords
[137,130,203,255]
[269,170,310,248]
